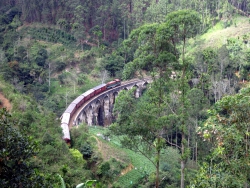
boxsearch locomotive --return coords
[60,79,121,143]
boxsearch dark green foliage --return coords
[35,48,48,67]
[0,108,50,187]
[19,110,34,127]
[0,7,21,25]
[70,124,89,148]
[80,142,93,159]
[58,73,67,85]
[96,158,125,184]
[22,27,77,48]
[42,132,55,145]
[191,87,250,187]
[79,51,97,74]
[55,61,67,72]
[97,162,111,176]
[103,52,125,77]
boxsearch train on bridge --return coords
[60,79,121,143]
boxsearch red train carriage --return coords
[106,79,121,89]
[72,95,85,109]
[93,83,107,96]
[82,89,95,102]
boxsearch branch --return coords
[165,138,181,149]
[164,99,177,115]
[133,143,157,168]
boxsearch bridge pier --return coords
[87,106,93,126]
[103,96,111,126]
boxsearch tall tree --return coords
[166,10,201,188]
[112,23,177,188]
[119,10,201,188]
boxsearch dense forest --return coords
[0,0,250,187]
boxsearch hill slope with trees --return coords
[0,0,250,187]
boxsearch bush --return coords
[69,148,86,165]
[97,162,111,177]
[80,142,93,159]
[55,61,67,72]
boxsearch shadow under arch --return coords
[77,110,87,125]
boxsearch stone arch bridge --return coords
[71,78,152,127]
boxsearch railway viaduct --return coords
[71,78,152,127]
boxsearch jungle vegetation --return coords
[0,0,250,187]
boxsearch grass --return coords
[199,16,250,49]
[88,126,155,187]
[185,15,250,58]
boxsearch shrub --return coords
[80,142,93,159]
[69,148,86,165]
[55,61,67,72]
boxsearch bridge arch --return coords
[94,100,104,126]
[112,91,119,104]
[87,105,93,126]
[141,82,148,95]
[77,110,87,125]
[142,81,148,87]
[133,85,140,98]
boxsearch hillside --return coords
[201,16,250,48]
[1,0,250,187]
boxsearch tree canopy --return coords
[0,108,49,187]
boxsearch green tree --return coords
[166,10,201,188]
[103,52,125,77]
[116,10,201,187]
[122,23,177,79]
[111,88,167,188]
[187,88,209,163]
[192,87,250,187]
[145,0,169,24]
[112,22,178,188]
[0,108,49,187]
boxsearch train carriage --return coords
[93,83,106,96]
[61,123,70,142]
[106,79,121,89]
[65,103,77,116]
[72,95,85,109]
[82,89,95,102]
[61,112,71,124]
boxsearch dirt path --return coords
[0,92,12,111]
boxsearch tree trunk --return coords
[181,160,185,188]
[156,149,160,188]
[181,133,185,188]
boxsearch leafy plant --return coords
[0,108,49,187]
[76,180,96,188]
